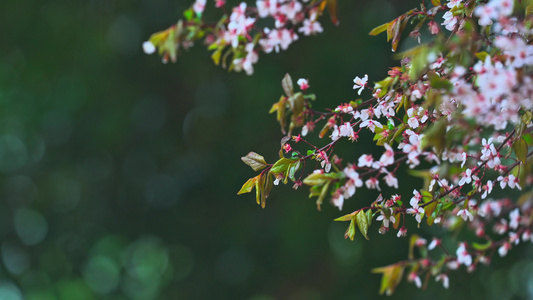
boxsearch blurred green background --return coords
[1,0,532,299]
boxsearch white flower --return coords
[498,242,511,257]
[358,154,374,168]
[436,274,450,289]
[456,242,472,266]
[142,41,156,54]
[509,208,520,230]
[457,209,474,222]
[353,74,368,95]
[428,238,440,250]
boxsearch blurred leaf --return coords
[472,240,492,251]
[316,181,331,210]
[513,137,528,164]
[424,201,438,226]
[282,73,294,97]
[211,48,223,65]
[421,118,447,153]
[326,0,340,25]
[372,264,405,296]
[475,51,489,61]
[431,0,441,6]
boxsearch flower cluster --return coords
[143,0,330,74]
[146,0,533,295]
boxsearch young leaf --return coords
[237,175,259,195]
[241,152,268,171]
[282,73,294,97]
[365,209,373,228]
[271,157,298,174]
[369,22,390,36]
[356,210,370,240]
[335,211,356,222]
[344,216,357,241]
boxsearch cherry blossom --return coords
[353,74,368,95]
[456,243,472,266]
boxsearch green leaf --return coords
[282,73,294,97]
[431,0,441,6]
[366,209,373,228]
[475,51,489,61]
[513,137,528,164]
[344,216,357,241]
[183,8,194,21]
[420,118,447,153]
[472,240,492,251]
[237,175,258,195]
[241,152,268,171]
[271,157,298,174]
[523,133,533,146]
[287,161,301,181]
[335,211,356,222]
[429,72,453,90]
[316,181,331,211]
[303,172,329,186]
[356,210,370,240]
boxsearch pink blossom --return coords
[365,177,381,191]
[397,227,407,238]
[359,119,383,133]
[408,272,422,288]
[456,242,472,266]
[358,154,374,168]
[458,168,473,186]
[376,208,395,230]
[442,11,458,31]
[384,172,399,189]
[447,0,462,8]
[509,208,520,230]
[353,74,368,95]
[378,143,395,166]
[498,242,511,257]
[457,208,474,222]
[428,238,441,250]
[297,78,310,90]
[298,19,323,36]
[193,0,207,14]
[406,204,425,223]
